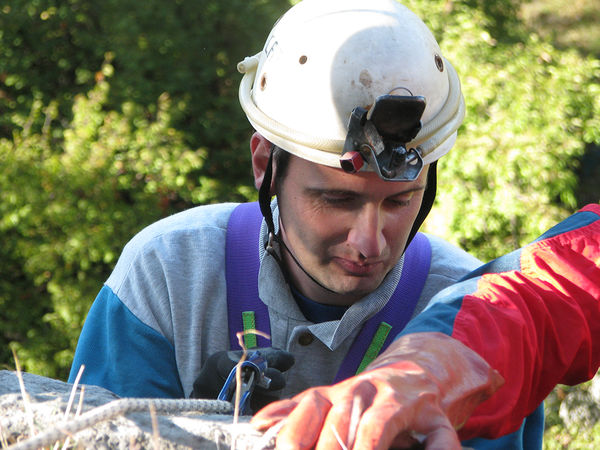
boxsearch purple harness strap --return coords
[225,202,431,381]
[225,202,271,349]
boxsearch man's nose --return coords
[346,204,386,258]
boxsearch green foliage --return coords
[0,0,105,138]
[1,71,206,377]
[544,380,600,449]
[522,0,600,58]
[0,0,290,191]
[544,424,600,450]
[408,0,600,259]
[0,0,291,378]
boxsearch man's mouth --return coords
[333,257,384,276]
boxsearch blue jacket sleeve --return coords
[68,285,184,398]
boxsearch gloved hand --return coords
[251,332,503,449]
[190,347,295,412]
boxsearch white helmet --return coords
[238,0,464,181]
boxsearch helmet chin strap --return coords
[257,146,277,234]
[258,145,338,295]
[277,218,340,296]
[406,161,437,251]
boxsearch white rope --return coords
[8,398,233,450]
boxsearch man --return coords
[68,0,599,448]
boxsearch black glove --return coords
[189,347,295,412]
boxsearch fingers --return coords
[226,348,295,372]
[252,370,465,450]
[274,390,332,449]
[351,389,412,450]
[252,398,299,430]
[315,381,375,450]
[251,388,334,450]
[342,386,462,450]
[252,383,372,450]
[422,421,462,450]
[388,402,462,450]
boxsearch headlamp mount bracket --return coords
[341,95,426,181]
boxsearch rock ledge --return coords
[0,370,270,449]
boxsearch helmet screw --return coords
[435,54,444,72]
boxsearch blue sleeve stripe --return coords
[460,248,523,281]
[396,277,481,338]
[534,210,599,242]
[69,285,184,398]
[461,404,544,449]
[460,210,599,282]
[396,301,458,337]
[463,211,598,280]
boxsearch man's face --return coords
[276,156,428,305]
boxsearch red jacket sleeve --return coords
[400,204,600,439]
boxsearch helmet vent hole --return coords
[260,74,267,90]
[435,54,444,72]
[299,55,308,64]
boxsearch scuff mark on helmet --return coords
[359,70,372,88]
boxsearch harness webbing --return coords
[225,202,271,349]
[225,202,431,381]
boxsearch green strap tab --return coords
[355,322,392,375]
[242,311,258,348]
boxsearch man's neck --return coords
[289,284,348,322]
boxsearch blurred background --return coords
[0,0,598,447]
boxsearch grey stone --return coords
[0,370,272,449]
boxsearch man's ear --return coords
[250,132,275,192]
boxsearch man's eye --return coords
[323,195,352,205]
[387,193,414,207]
